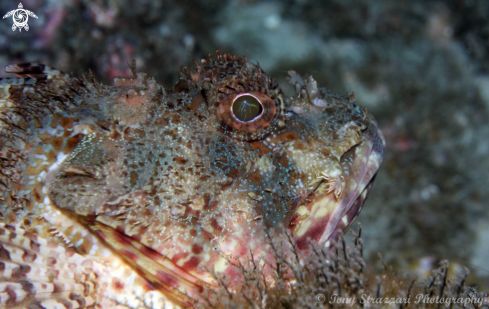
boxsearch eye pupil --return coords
[232,95,263,122]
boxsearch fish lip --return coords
[319,121,385,245]
[292,117,385,250]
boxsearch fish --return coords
[0,52,385,308]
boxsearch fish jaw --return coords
[285,102,386,250]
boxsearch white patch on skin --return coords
[12,284,28,302]
[1,83,11,101]
[40,299,66,308]
[214,256,228,272]
[73,124,91,135]
[89,245,98,255]
[2,262,19,279]
[312,98,326,107]
[48,152,69,172]
[291,106,304,114]
[33,154,47,160]
[255,155,274,173]
[46,125,65,137]
[38,170,46,182]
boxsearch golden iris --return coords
[232,95,263,122]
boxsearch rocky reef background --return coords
[1,0,488,291]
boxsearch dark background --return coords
[1,0,488,289]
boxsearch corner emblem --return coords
[3,3,38,32]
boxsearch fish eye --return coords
[232,94,263,122]
[217,91,276,133]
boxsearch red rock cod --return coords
[0,52,385,308]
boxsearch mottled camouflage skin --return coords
[0,53,385,308]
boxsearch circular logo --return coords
[13,9,28,28]
[316,294,326,303]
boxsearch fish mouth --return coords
[289,118,386,250]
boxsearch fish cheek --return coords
[46,135,130,217]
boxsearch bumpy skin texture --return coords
[0,53,385,308]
